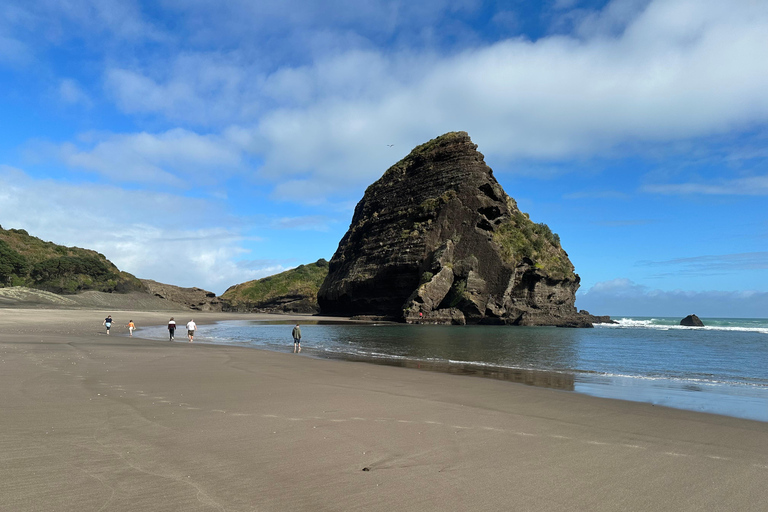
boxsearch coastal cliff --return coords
[318,132,608,326]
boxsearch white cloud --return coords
[1,0,162,56]
[643,174,768,196]
[58,78,92,106]
[0,33,30,63]
[577,278,768,318]
[43,0,160,41]
[553,0,580,11]
[105,53,264,125]
[639,252,768,273]
[246,0,768,200]
[0,4,34,63]
[270,216,332,231]
[106,225,278,295]
[0,165,278,294]
[53,128,246,186]
[261,49,416,106]
[56,0,768,204]
[570,0,649,38]
[159,0,480,49]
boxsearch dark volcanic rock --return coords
[680,314,704,327]
[223,295,319,314]
[318,131,607,327]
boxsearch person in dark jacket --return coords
[168,318,176,340]
[292,323,301,353]
[103,315,113,335]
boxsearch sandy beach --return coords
[1,308,767,511]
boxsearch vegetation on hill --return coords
[492,211,574,280]
[221,259,329,312]
[0,226,143,294]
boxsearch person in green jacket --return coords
[292,323,301,353]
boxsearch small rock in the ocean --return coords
[362,467,371,471]
[680,314,705,327]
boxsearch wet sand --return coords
[1,308,767,511]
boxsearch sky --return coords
[0,0,767,318]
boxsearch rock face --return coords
[318,132,606,327]
[141,280,222,311]
[680,314,704,327]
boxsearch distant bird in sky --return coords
[387,144,394,147]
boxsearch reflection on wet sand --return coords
[323,353,575,391]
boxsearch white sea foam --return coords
[447,359,502,367]
[578,372,768,388]
[701,325,768,334]
[604,318,656,327]
[596,318,768,334]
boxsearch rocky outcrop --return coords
[220,259,328,314]
[318,131,608,327]
[680,314,704,327]
[141,280,222,311]
[223,295,319,314]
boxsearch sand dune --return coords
[0,287,194,311]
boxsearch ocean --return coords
[141,317,768,422]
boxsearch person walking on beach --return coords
[186,319,197,343]
[168,317,176,341]
[103,315,113,335]
[292,323,301,353]
[127,320,136,337]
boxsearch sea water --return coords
[140,317,768,422]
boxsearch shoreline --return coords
[135,315,768,423]
[2,307,768,510]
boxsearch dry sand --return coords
[1,308,767,511]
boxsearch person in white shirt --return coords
[186,319,197,342]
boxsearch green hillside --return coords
[222,259,329,312]
[0,226,143,294]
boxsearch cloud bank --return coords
[577,278,768,318]
[56,0,768,201]
[0,165,284,294]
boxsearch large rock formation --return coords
[318,132,607,327]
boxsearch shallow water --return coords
[141,317,768,422]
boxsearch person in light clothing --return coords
[186,319,197,343]
[127,320,136,337]
[292,323,301,353]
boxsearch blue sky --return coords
[1,0,767,317]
